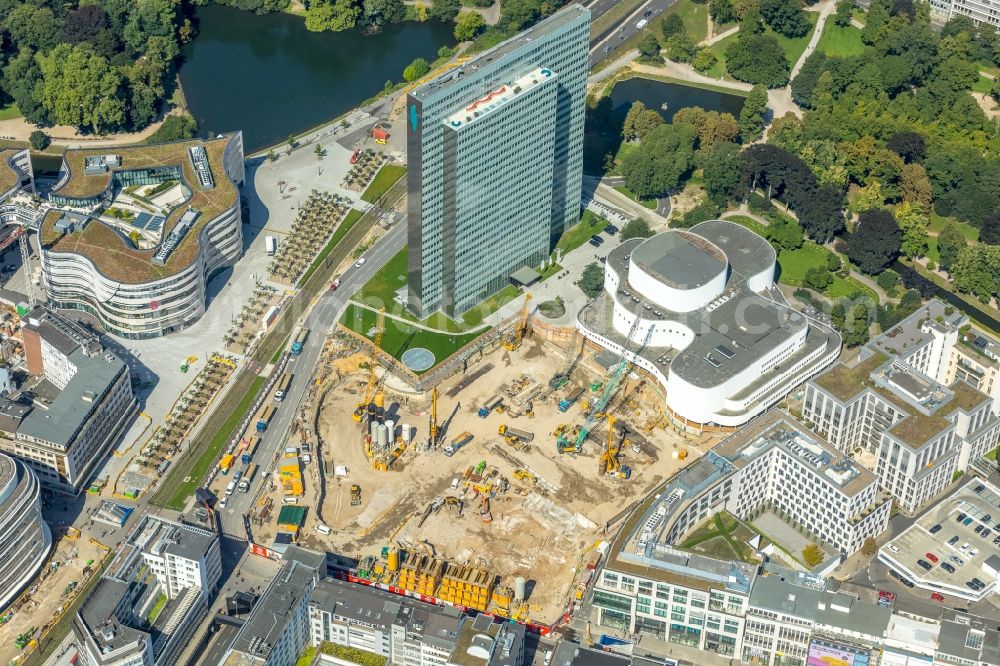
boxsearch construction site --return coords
[245,302,717,627]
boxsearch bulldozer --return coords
[512,469,537,485]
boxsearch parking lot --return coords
[878,478,1000,601]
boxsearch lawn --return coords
[0,103,22,121]
[354,246,408,308]
[155,374,267,510]
[972,75,993,94]
[815,22,865,57]
[613,185,657,209]
[775,241,831,285]
[360,164,406,203]
[987,447,998,461]
[726,214,769,238]
[296,208,364,287]
[679,512,761,564]
[147,594,168,623]
[460,284,519,328]
[929,212,980,242]
[556,209,612,254]
[673,0,709,45]
[340,303,486,371]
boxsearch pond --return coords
[178,4,454,153]
[607,76,746,122]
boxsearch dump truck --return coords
[478,395,503,418]
[238,463,258,492]
[219,454,235,474]
[241,436,260,464]
[274,372,292,401]
[444,432,474,457]
[291,329,308,355]
[559,387,584,412]
[351,484,362,506]
[498,424,534,443]
[256,405,275,433]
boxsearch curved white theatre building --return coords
[578,220,841,432]
[38,134,245,339]
[0,451,51,611]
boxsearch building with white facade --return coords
[72,515,221,666]
[39,135,244,339]
[945,326,1000,416]
[0,306,136,493]
[578,220,841,433]
[929,0,1000,30]
[803,300,1000,514]
[0,451,51,611]
[741,564,892,666]
[0,148,33,202]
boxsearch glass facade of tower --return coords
[406,5,590,318]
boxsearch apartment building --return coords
[0,306,136,494]
[803,300,1000,514]
[406,5,589,318]
[945,327,1000,416]
[72,516,221,666]
[0,451,51,611]
[741,564,891,666]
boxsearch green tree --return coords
[674,107,739,147]
[305,0,362,32]
[900,163,933,209]
[710,0,737,24]
[827,253,841,271]
[833,0,854,27]
[637,33,664,63]
[621,101,663,142]
[894,201,929,258]
[621,218,653,241]
[699,141,742,205]
[4,5,61,53]
[580,262,605,298]
[805,266,832,290]
[861,537,878,556]
[952,243,1000,302]
[937,222,967,272]
[739,84,769,140]
[802,543,824,567]
[2,49,49,125]
[856,181,885,212]
[35,43,126,133]
[847,209,901,274]
[842,302,872,346]
[429,0,461,21]
[991,78,1000,103]
[661,12,686,39]
[761,0,811,37]
[454,11,485,40]
[28,130,50,150]
[664,34,697,63]
[146,113,197,143]
[692,48,718,73]
[125,36,171,129]
[769,215,804,251]
[876,270,899,291]
[981,211,1000,245]
[726,34,790,86]
[621,122,698,199]
[364,0,406,26]
[402,57,430,82]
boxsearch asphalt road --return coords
[589,0,675,67]
[218,222,407,536]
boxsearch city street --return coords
[589,0,676,67]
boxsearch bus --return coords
[239,464,258,493]
[274,373,292,402]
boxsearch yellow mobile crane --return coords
[503,293,533,351]
[353,308,385,422]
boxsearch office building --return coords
[930,0,1000,30]
[661,410,890,559]
[935,610,1000,666]
[742,564,891,666]
[0,306,136,493]
[0,451,51,611]
[40,134,245,338]
[406,5,589,318]
[72,516,221,666]
[225,559,319,666]
[578,220,841,432]
[803,300,1000,514]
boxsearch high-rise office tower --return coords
[406,5,590,318]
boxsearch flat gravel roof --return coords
[631,231,726,290]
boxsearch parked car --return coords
[917,559,932,571]
[941,562,955,574]
[950,555,964,566]
[590,235,604,245]
[219,496,228,509]
[974,524,984,534]
[956,512,967,522]
[982,529,992,539]
[960,542,971,552]
[925,552,939,563]
[931,592,945,602]
[963,518,974,526]
[948,536,960,546]
[969,548,979,557]
[974,484,985,493]
[929,524,942,534]
[993,535,1000,546]
[588,238,601,247]
[887,543,900,553]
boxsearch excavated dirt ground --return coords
[259,335,718,624]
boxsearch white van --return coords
[315,523,332,535]
[282,495,299,505]
[225,481,237,496]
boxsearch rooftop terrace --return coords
[0,149,25,196]
[41,135,240,283]
[445,68,555,128]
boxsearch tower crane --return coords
[503,293,532,351]
[352,308,385,422]
[549,329,585,390]
[0,224,37,307]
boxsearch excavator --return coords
[503,293,533,351]
[353,308,385,422]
